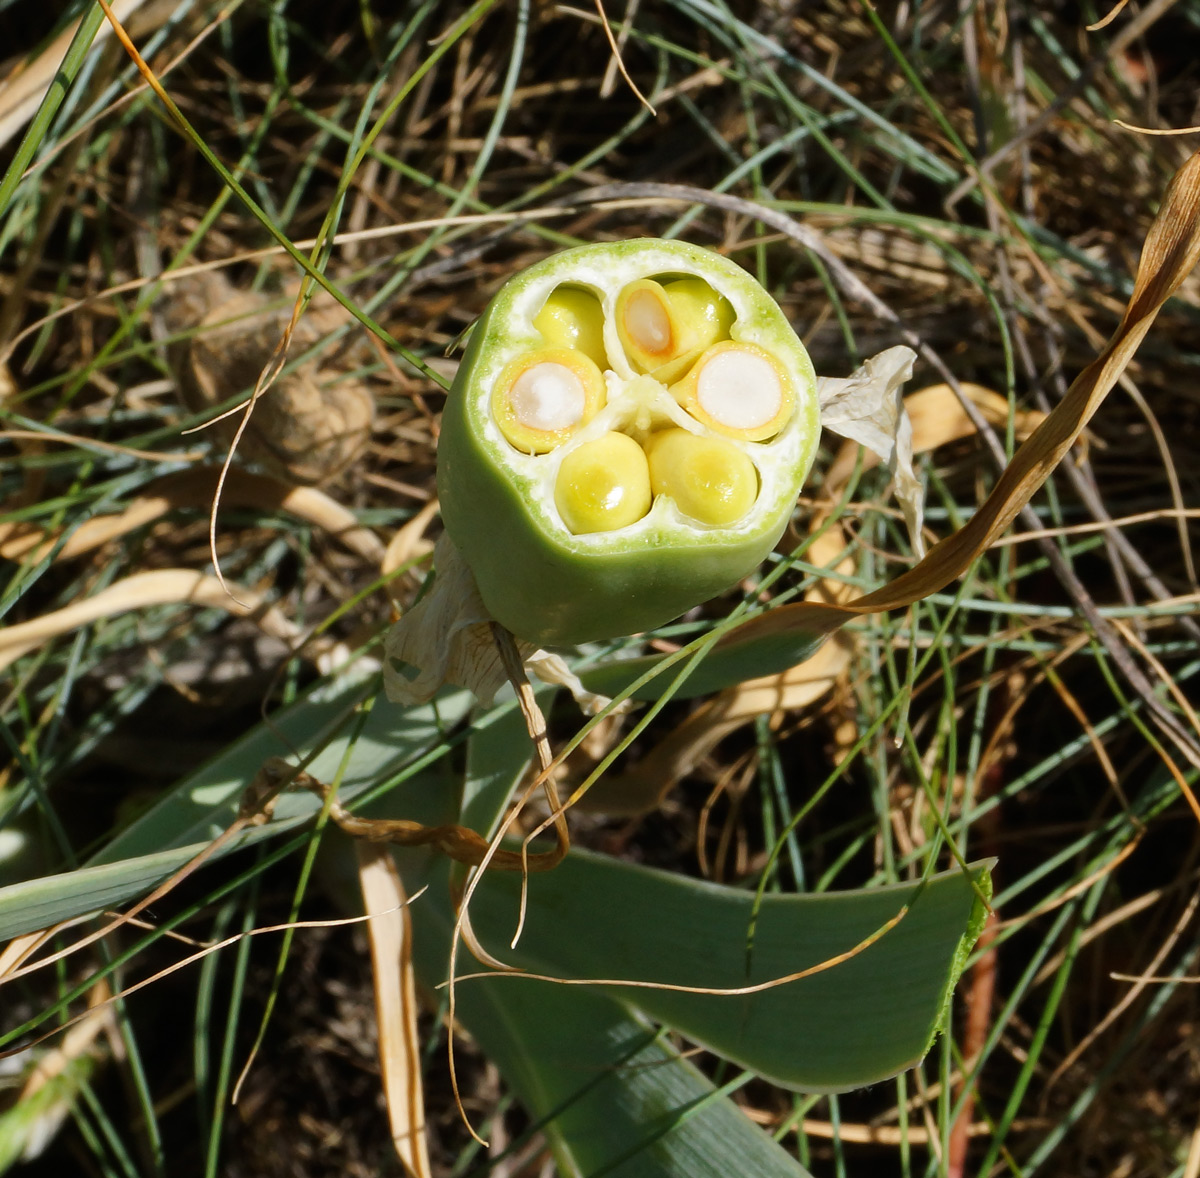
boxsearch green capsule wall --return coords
[436,239,820,646]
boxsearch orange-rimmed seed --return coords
[554,431,652,534]
[671,340,794,442]
[646,428,759,527]
[615,277,734,381]
[492,348,606,454]
[533,286,608,369]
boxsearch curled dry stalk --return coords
[259,628,570,1143]
[289,628,568,874]
[0,763,288,992]
[0,762,326,1072]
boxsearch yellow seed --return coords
[615,276,735,381]
[671,340,794,442]
[533,286,608,369]
[615,279,674,371]
[646,428,759,527]
[662,277,735,345]
[555,432,652,534]
[492,348,606,454]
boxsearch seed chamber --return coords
[489,275,794,535]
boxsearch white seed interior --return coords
[626,290,671,353]
[510,362,586,431]
[695,349,781,430]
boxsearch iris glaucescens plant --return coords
[385,238,917,706]
[437,239,822,646]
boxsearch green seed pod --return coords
[437,239,820,646]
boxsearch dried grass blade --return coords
[0,0,149,150]
[0,467,384,565]
[0,569,298,670]
[355,842,430,1178]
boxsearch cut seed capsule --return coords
[615,277,735,382]
[435,238,821,647]
[492,347,605,453]
[533,286,608,369]
[646,428,759,527]
[555,431,652,534]
[671,340,794,442]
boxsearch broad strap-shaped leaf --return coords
[401,853,816,1178]
[0,665,473,942]
[426,689,989,1093]
[433,851,990,1093]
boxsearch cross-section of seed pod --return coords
[436,239,820,646]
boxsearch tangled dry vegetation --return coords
[2,2,1200,1176]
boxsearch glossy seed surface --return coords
[646,428,759,526]
[554,431,652,534]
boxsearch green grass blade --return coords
[581,627,827,700]
[0,6,108,224]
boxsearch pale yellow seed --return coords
[533,287,608,369]
[615,276,736,382]
[646,428,758,527]
[492,348,605,454]
[554,432,652,534]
